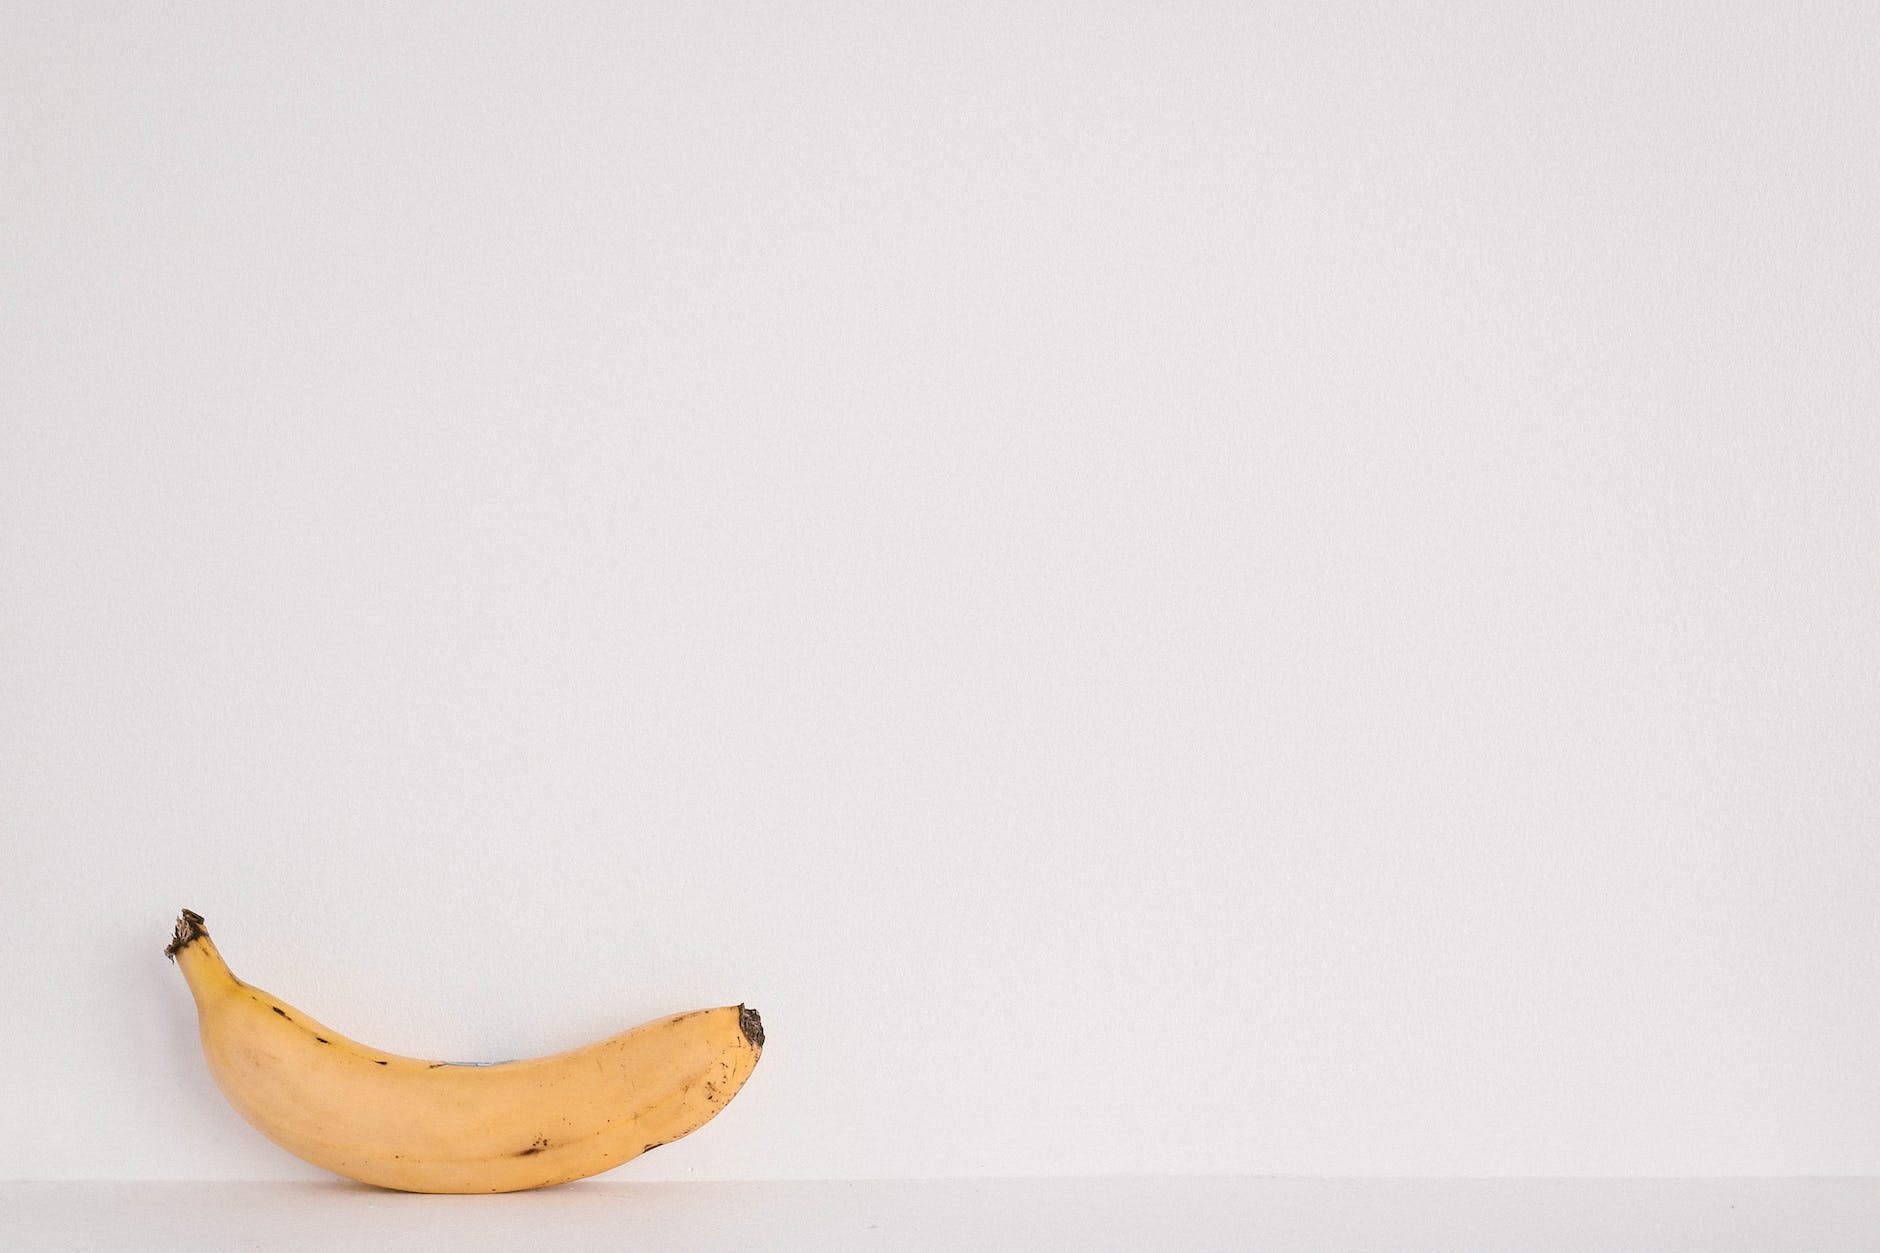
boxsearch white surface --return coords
[4,1178,1879,1253]
[4,2,1879,1183]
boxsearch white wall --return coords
[4,2,1877,1182]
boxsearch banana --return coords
[165,909,763,1193]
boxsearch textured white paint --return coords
[3,2,1877,1182]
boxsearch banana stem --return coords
[167,909,238,1001]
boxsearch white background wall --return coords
[4,2,1877,1183]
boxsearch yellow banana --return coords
[165,909,763,1193]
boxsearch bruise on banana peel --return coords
[165,908,764,1193]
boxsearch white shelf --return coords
[6,1177,1878,1251]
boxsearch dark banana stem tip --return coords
[165,908,206,960]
